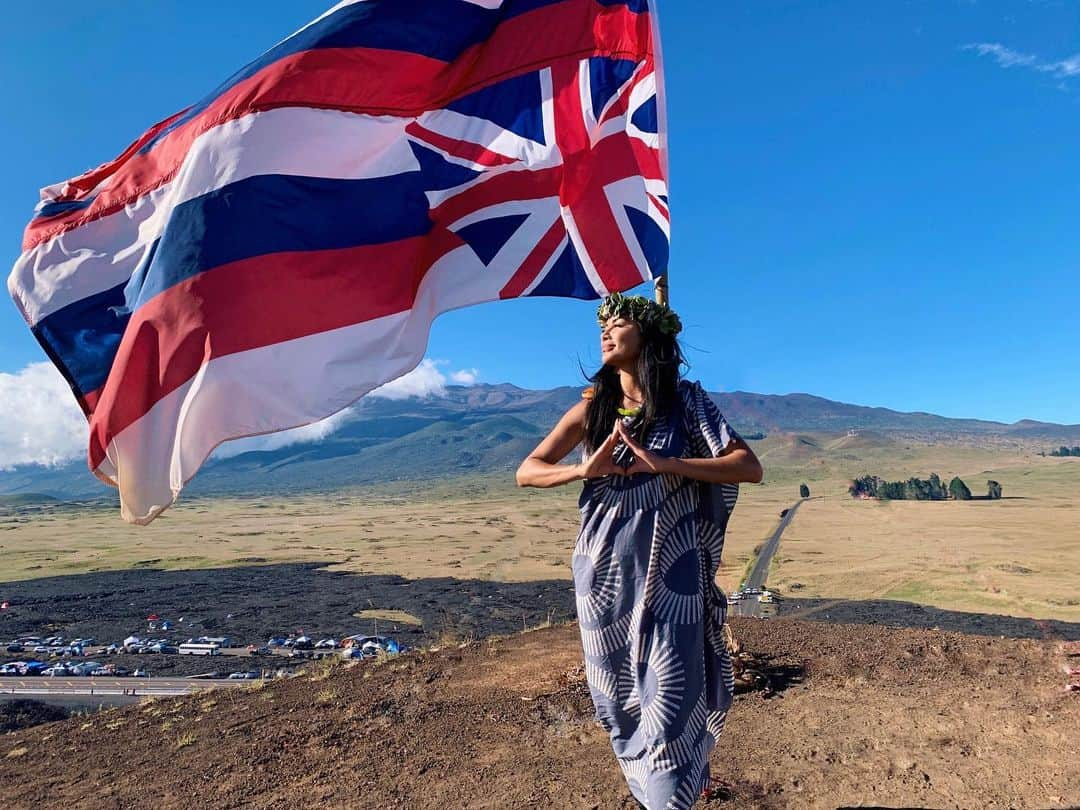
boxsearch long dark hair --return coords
[583,320,687,453]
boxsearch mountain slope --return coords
[1,383,1076,501]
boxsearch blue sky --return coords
[1,0,1078,425]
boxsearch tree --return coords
[948,477,972,501]
[799,483,810,498]
[987,480,1002,500]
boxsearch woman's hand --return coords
[616,421,669,475]
[577,426,627,480]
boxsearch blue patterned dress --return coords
[573,380,739,810]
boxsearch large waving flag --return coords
[7,0,669,523]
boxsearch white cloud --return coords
[1041,54,1080,78]
[963,42,1037,69]
[212,407,357,459]
[215,358,480,458]
[449,368,480,385]
[0,358,482,467]
[964,42,1080,80]
[369,358,450,400]
[0,363,87,470]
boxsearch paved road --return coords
[729,498,805,619]
[0,676,254,698]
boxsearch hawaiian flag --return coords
[7,0,669,523]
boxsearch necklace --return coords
[617,406,641,418]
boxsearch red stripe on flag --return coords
[25,1,652,251]
[85,233,468,469]
[647,192,670,222]
[499,218,567,299]
[428,166,561,226]
[405,122,518,167]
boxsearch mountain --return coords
[1,383,1076,502]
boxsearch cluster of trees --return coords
[1047,446,1080,457]
[849,474,1002,501]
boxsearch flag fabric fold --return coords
[7,0,669,523]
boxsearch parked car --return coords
[0,663,21,675]
[22,662,47,676]
[43,665,71,677]
[315,639,338,649]
[267,637,287,647]
[132,668,148,677]
[227,671,260,680]
[250,646,272,656]
[5,644,23,653]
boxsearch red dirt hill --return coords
[2,619,1077,809]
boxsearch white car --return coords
[43,666,71,677]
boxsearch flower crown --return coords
[596,292,682,336]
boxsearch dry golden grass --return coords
[769,457,1080,621]
[0,435,1076,622]
[352,609,424,626]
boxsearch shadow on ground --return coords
[777,596,1080,641]
[2,563,1078,657]
[0,562,576,650]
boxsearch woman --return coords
[516,293,763,809]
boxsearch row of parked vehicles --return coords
[0,660,147,677]
[6,636,96,658]
[727,587,778,604]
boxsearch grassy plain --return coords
[1,433,1077,622]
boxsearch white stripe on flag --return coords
[94,239,518,523]
[11,107,418,325]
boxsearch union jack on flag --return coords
[7,0,669,523]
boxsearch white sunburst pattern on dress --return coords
[638,639,686,737]
[580,607,635,658]
[605,472,665,516]
[584,657,619,702]
[644,517,704,625]
[619,753,652,803]
[666,751,713,810]
[573,533,622,628]
[652,693,709,770]
[618,599,648,711]
[706,707,731,745]
[719,481,739,512]
[697,520,726,576]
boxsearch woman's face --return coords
[600,316,642,368]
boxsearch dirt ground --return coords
[2,618,1077,810]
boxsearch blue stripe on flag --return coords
[34,197,97,220]
[631,96,658,133]
[588,58,637,121]
[142,0,502,154]
[447,70,546,143]
[35,171,433,396]
[33,284,128,397]
[623,205,667,277]
[597,0,652,12]
[528,243,599,300]
[409,143,484,191]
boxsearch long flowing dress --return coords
[573,379,739,810]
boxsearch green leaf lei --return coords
[596,291,682,336]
